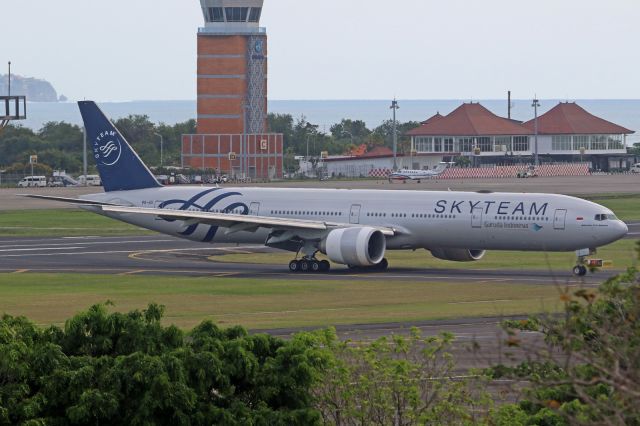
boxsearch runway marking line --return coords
[118,270,147,276]
[12,269,29,274]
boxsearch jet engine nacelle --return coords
[430,248,486,262]
[320,227,386,266]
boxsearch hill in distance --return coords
[0,74,65,102]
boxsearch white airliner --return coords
[24,102,628,276]
[388,164,447,182]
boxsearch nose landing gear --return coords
[572,264,588,277]
[573,248,606,277]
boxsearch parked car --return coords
[17,176,47,188]
[631,163,640,173]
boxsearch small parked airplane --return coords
[388,164,448,182]
[23,102,628,276]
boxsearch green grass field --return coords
[0,273,567,330]
[0,209,154,237]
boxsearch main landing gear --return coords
[288,258,330,273]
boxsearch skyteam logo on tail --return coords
[93,130,122,166]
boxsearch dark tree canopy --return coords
[0,303,329,425]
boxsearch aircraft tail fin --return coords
[78,101,161,192]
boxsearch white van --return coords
[631,163,640,173]
[78,175,102,186]
[17,176,48,188]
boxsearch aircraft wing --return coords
[100,205,397,236]
[18,194,121,206]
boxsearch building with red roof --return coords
[406,102,532,160]
[405,101,634,171]
[521,102,633,171]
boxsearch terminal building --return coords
[322,102,635,177]
[182,0,283,179]
[405,102,634,171]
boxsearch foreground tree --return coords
[0,303,330,425]
[491,241,640,425]
[311,328,492,425]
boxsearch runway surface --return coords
[0,234,621,286]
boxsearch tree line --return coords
[2,243,640,424]
[0,114,419,175]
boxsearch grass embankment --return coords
[0,209,154,237]
[0,273,564,330]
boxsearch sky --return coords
[3,0,640,101]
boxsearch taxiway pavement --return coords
[0,234,621,286]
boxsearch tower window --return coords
[208,7,224,22]
[225,7,249,22]
[248,7,262,22]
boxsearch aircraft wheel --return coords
[300,260,310,272]
[319,260,330,272]
[310,260,320,272]
[377,258,389,271]
[573,265,587,276]
[289,260,300,272]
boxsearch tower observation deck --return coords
[197,0,267,135]
[183,0,283,180]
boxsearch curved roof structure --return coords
[522,102,634,135]
[406,103,532,137]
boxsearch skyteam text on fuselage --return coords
[23,102,628,276]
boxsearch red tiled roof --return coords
[345,144,367,156]
[421,112,443,125]
[406,103,532,137]
[359,146,393,158]
[522,102,634,135]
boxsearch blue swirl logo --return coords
[158,188,248,242]
[93,130,122,166]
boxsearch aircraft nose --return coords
[618,221,629,239]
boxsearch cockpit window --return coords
[595,213,618,221]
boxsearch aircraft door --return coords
[249,202,260,216]
[554,209,567,230]
[350,204,361,224]
[471,207,483,228]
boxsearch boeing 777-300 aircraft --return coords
[24,102,628,276]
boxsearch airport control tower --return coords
[182,0,282,180]
[197,0,267,134]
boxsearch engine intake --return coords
[321,227,386,266]
[430,248,486,262]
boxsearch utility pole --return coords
[390,98,399,170]
[7,61,10,96]
[532,97,540,166]
[507,90,511,119]
[154,132,164,167]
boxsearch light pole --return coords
[390,99,399,170]
[0,170,4,187]
[7,61,11,96]
[532,97,540,166]
[154,132,164,167]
